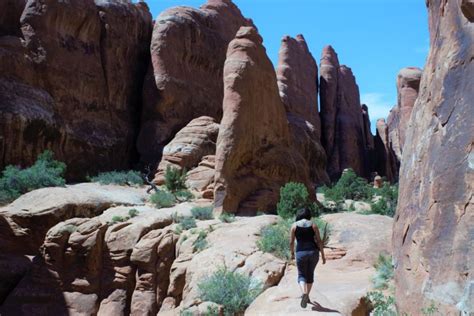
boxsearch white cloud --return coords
[360,92,395,133]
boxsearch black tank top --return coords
[295,224,318,252]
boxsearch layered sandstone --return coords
[214,27,313,215]
[0,0,152,180]
[374,118,398,182]
[153,116,219,185]
[137,0,252,165]
[319,46,373,180]
[392,1,473,314]
[276,35,329,185]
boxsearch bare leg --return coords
[298,281,306,295]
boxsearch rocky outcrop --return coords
[0,183,148,255]
[387,67,422,161]
[247,213,392,315]
[0,0,152,180]
[392,1,474,314]
[137,0,252,165]
[374,118,398,182]
[186,155,216,199]
[319,46,373,180]
[276,35,329,185]
[153,116,219,185]
[214,27,313,215]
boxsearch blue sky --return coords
[145,0,429,133]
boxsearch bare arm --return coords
[290,224,296,260]
[313,224,326,264]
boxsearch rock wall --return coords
[319,46,373,180]
[214,26,313,215]
[392,0,473,314]
[137,0,252,165]
[0,0,152,180]
[374,118,398,182]
[276,35,329,185]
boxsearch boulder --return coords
[0,183,148,255]
[246,213,392,315]
[392,0,474,314]
[214,26,313,215]
[0,0,152,180]
[276,35,329,185]
[319,46,372,180]
[137,0,252,165]
[186,155,216,198]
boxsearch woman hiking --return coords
[290,208,326,308]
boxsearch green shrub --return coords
[174,189,194,202]
[369,183,398,217]
[365,291,396,316]
[320,168,373,202]
[164,166,187,192]
[150,190,176,208]
[219,213,236,223]
[191,206,214,220]
[176,216,197,231]
[313,218,330,247]
[277,182,314,219]
[128,208,139,218]
[111,215,126,224]
[257,219,292,260]
[90,170,143,185]
[0,150,66,205]
[421,302,439,315]
[198,267,262,315]
[193,230,208,253]
[372,254,394,290]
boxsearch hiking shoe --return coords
[300,294,309,308]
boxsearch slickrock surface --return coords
[319,46,373,180]
[0,0,152,180]
[137,0,252,165]
[246,213,392,315]
[153,116,219,185]
[0,183,148,255]
[214,26,313,215]
[392,0,474,314]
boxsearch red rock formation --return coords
[387,67,423,161]
[153,116,219,185]
[276,35,329,185]
[214,26,313,215]
[373,118,398,182]
[319,46,372,180]
[0,0,152,180]
[137,0,252,165]
[392,1,473,314]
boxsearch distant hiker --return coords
[290,208,326,308]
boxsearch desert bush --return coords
[175,216,197,231]
[365,291,396,316]
[90,170,143,185]
[0,150,66,205]
[193,230,208,253]
[198,267,262,315]
[369,183,398,217]
[174,189,194,202]
[150,190,176,208]
[219,213,236,223]
[110,215,126,224]
[320,168,373,202]
[257,218,292,260]
[372,254,394,290]
[128,208,139,218]
[277,182,318,219]
[191,206,214,220]
[164,166,187,192]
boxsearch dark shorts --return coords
[296,250,319,283]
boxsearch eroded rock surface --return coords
[214,27,313,215]
[319,46,373,180]
[0,0,152,180]
[393,1,474,314]
[137,0,252,165]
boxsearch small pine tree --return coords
[164,166,187,192]
[276,182,312,219]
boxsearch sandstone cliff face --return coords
[137,0,252,165]
[393,0,474,314]
[319,46,373,180]
[0,0,152,180]
[214,26,312,215]
[276,35,329,185]
[374,118,398,182]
